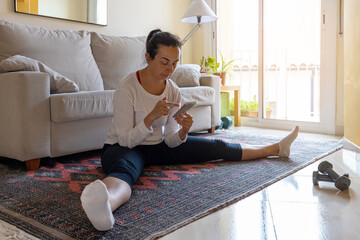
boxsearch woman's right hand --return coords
[144,97,179,129]
[152,97,179,118]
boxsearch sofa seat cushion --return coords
[0,20,104,91]
[179,86,215,106]
[51,90,114,123]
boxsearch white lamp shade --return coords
[181,0,218,24]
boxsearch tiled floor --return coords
[160,127,360,240]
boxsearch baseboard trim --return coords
[343,137,360,153]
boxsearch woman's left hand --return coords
[174,112,193,138]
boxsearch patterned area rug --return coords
[0,130,342,240]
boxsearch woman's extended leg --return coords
[143,126,300,165]
[241,126,299,160]
[241,143,279,160]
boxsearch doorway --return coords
[216,0,336,134]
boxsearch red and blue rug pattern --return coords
[0,131,342,239]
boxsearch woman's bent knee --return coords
[101,144,145,187]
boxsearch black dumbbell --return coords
[318,161,351,191]
[313,171,349,187]
[313,171,332,185]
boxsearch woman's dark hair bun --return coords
[145,29,182,60]
[146,29,162,45]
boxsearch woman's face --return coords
[147,45,180,81]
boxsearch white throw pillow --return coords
[170,64,201,87]
[0,55,79,93]
[0,19,103,91]
[91,32,147,90]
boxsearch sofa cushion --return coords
[0,55,79,93]
[50,90,114,122]
[171,64,201,87]
[91,32,147,90]
[179,86,215,106]
[0,19,103,91]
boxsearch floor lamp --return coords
[180,0,217,64]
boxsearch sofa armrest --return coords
[199,75,221,127]
[0,72,51,161]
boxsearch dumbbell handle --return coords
[315,172,349,182]
[318,161,340,180]
[317,173,334,183]
[326,168,340,180]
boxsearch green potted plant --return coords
[214,51,236,86]
[230,95,272,118]
[200,51,237,85]
[200,56,218,74]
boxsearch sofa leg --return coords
[208,127,215,133]
[25,158,41,171]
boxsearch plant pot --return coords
[241,110,258,117]
[214,72,227,85]
[266,110,272,118]
[241,110,272,118]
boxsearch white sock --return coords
[80,180,115,231]
[279,126,299,157]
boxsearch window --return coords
[216,0,336,134]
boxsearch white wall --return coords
[1,0,197,64]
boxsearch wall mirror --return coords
[14,0,107,26]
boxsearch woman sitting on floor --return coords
[80,29,299,231]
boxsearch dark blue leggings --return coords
[101,136,242,187]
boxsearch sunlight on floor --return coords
[160,127,358,240]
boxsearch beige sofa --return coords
[0,19,220,170]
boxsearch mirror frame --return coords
[14,0,108,26]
